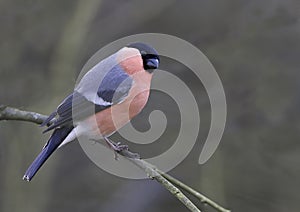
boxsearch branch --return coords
[0,105,230,212]
[0,105,48,125]
[155,169,231,212]
[118,152,201,212]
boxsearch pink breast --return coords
[85,75,152,137]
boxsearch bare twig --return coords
[0,105,231,212]
[155,170,231,212]
[119,147,230,212]
[0,105,48,125]
[118,151,201,212]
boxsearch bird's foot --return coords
[112,142,129,152]
[104,138,128,160]
[103,138,140,159]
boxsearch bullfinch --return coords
[23,42,160,181]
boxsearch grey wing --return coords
[42,63,133,132]
[43,92,109,132]
[96,64,133,104]
[75,53,133,106]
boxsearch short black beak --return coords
[146,58,159,70]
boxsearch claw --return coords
[112,143,129,160]
[104,138,128,160]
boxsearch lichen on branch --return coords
[0,104,230,212]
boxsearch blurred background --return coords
[0,0,299,211]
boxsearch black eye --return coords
[143,54,159,61]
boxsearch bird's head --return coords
[127,42,160,73]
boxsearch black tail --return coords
[23,126,73,182]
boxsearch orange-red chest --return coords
[85,55,152,137]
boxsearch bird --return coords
[23,42,160,181]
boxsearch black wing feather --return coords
[43,92,108,132]
[43,65,133,132]
[97,65,132,103]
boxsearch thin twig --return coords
[155,170,231,212]
[118,150,201,212]
[119,147,230,212]
[0,105,48,125]
[0,105,230,212]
